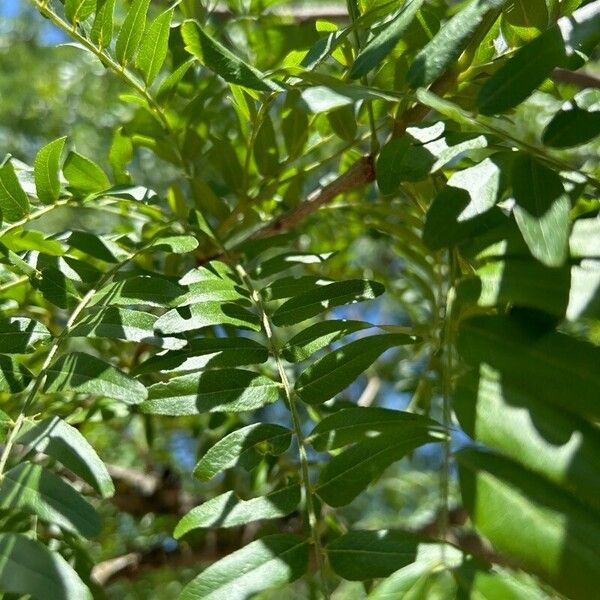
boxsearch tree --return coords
[0,0,599,598]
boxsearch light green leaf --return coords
[174,484,300,537]
[154,302,260,335]
[90,0,116,50]
[156,58,194,102]
[282,319,372,362]
[0,354,32,393]
[43,352,147,404]
[141,369,280,416]
[115,0,150,66]
[455,364,600,511]
[0,533,92,600]
[457,315,600,422]
[181,20,281,92]
[327,530,420,581]
[133,337,268,375]
[136,8,173,85]
[64,0,95,24]
[295,334,416,405]
[34,137,66,204]
[502,0,548,42]
[407,0,506,87]
[477,25,565,115]
[308,407,441,451]
[194,423,292,481]
[0,462,101,538]
[512,154,570,267]
[316,430,440,507]
[570,217,600,259]
[17,416,114,498]
[148,235,199,254]
[272,280,384,327]
[0,159,29,222]
[70,307,185,350]
[350,0,424,79]
[458,447,600,600]
[63,151,111,193]
[170,280,247,307]
[179,534,309,600]
[0,317,51,353]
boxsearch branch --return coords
[551,68,600,89]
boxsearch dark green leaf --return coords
[179,534,309,600]
[43,352,147,404]
[0,355,32,393]
[478,25,565,115]
[407,0,506,88]
[34,137,66,204]
[316,430,440,507]
[17,416,114,498]
[0,317,51,353]
[194,423,292,481]
[502,0,548,42]
[327,530,420,580]
[512,154,570,267]
[141,369,280,416]
[272,280,384,327]
[115,0,150,66]
[134,337,268,375]
[136,8,173,85]
[295,334,416,405]
[542,106,600,148]
[90,275,185,308]
[263,276,333,302]
[181,20,281,92]
[0,159,29,222]
[174,484,300,537]
[0,533,91,600]
[309,407,441,451]
[282,319,372,362]
[254,114,280,177]
[252,252,333,279]
[350,0,424,79]
[0,463,101,537]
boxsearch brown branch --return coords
[551,68,600,89]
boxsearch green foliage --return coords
[1,0,599,598]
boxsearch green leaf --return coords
[512,154,570,267]
[179,534,309,600]
[295,334,416,405]
[43,352,147,405]
[558,1,600,67]
[115,0,150,66]
[263,276,334,302]
[36,266,82,309]
[141,369,280,416]
[254,114,280,177]
[502,0,548,42]
[171,280,247,307]
[327,530,420,580]
[455,364,600,511]
[0,354,32,393]
[64,0,95,24]
[148,235,199,255]
[0,317,51,353]
[456,258,571,316]
[136,8,173,85]
[0,159,29,222]
[252,252,334,279]
[17,416,114,498]
[156,58,195,102]
[174,484,300,537]
[34,137,66,204]
[0,533,92,600]
[90,275,185,308]
[457,315,600,422]
[194,423,292,481]
[350,0,424,79]
[0,462,101,538]
[70,307,184,350]
[154,302,260,335]
[542,106,600,148]
[458,447,600,600]
[407,0,506,88]
[282,319,372,362]
[272,280,384,327]
[133,337,268,375]
[477,25,565,115]
[90,0,116,50]
[63,151,111,193]
[308,407,441,451]
[316,430,440,507]
[181,20,282,92]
